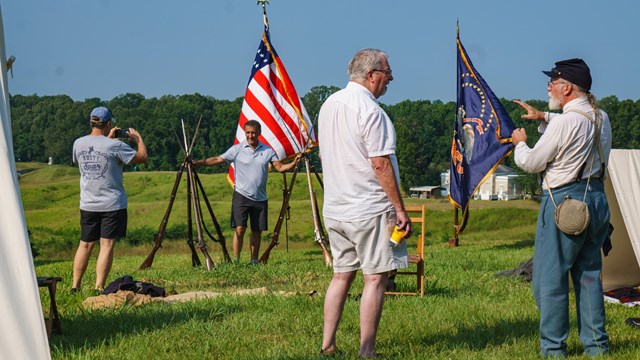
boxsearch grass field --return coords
[19,163,640,359]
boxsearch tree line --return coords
[10,87,640,193]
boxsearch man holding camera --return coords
[71,107,147,293]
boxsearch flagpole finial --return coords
[456,19,460,37]
[257,0,269,14]
[257,0,270,27]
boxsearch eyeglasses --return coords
[548,80,569,87]
[372,68,392,76]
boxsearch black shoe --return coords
[626,317,640,328]
[386,278,397,292]
[70,288,79,294]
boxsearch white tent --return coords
[0,4,52,359]
[602,149,640,292]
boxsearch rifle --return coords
[139,159,188,269]
[259,156,301,264]
[186,160,215,270]
[185,167,202,267]
[305,155,332,266]
[194,170,232,263]
[140,115,226,270]
[282,172,290,252]
[181,118,215,270]
[311,190,332,266]
[178,118,204,266]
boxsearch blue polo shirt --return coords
[222,141,278,201]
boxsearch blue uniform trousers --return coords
[533,179,609,357]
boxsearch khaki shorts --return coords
[324,211,408,275]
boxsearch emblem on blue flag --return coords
[448,29,516,234]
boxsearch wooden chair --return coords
[37,276,62,337]
[385,205,425,297]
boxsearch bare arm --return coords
[127,128,148,164]
[271,153,302,173]
[193,156,227,167]
[370,155,413,238]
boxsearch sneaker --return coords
[70,288,79,294]
[249,258,259,265]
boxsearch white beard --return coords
[548,92,562,110]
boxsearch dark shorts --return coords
[231,191,268,231]
[80,209,127,242]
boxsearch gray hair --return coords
[564,81,597,112]
[348,48,388,81]
[561,80,599,119]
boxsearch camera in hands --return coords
[114,129,129,138]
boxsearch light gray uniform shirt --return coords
[72,135,137,211]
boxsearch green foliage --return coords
[121,226,156,246]
[389,99,456,191]
[301,85,341,126]
[10,92,640,194]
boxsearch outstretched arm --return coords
[193,156,226,167]
[513,100,546,121]
[272,153,302,173]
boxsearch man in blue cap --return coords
[511,59,612,357]
[71,107,148,293]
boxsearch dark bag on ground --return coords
[496,257,533,282]
[102,275,165,297]
[554,195,590,236]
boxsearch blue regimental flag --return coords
[448,31,516,233]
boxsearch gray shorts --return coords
[324,211,408,275]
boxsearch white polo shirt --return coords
[514,97,612,189]
[318,82,398,221]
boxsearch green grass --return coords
[21,163,640,359]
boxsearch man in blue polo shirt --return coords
[194,120,299,264]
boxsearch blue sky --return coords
[3,0,639,105]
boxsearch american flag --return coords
[229,22,316,183]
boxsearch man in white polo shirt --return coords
[318,48,412,358]
[194,120,298,264]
